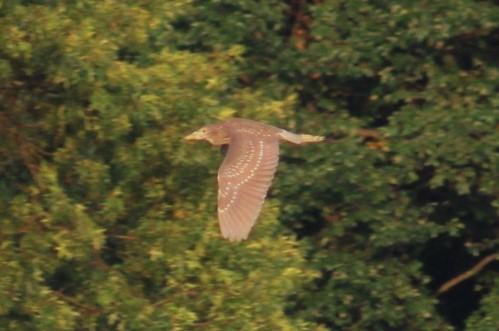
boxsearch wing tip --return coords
[223,233,249,242]
[220,224,251,242]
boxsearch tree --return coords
[169,0,499,329]
[0,2,321,330]
[1,0,498,330]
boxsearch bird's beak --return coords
[184,129,207,141]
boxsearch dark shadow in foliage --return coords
[421,237,481,330]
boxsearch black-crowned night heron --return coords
[185,118,323,241]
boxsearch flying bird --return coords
[184,118,324,241]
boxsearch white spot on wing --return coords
[218,140,265,213]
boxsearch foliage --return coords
[1,0,498,330]
[0,1,319,330]
[465,277,499,331]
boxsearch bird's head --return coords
[184,123,229,145]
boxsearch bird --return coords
[184,118,324,241]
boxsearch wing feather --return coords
[217,133,279,241]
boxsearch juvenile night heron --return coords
[185,118,324,241]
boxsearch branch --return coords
[53,291,101,314]
[436,254,498,295]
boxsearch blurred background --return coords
[0,1,498,330]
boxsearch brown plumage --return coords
[184,118,324,241]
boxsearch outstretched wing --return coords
[217,133,279,241]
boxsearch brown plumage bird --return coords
[184,118,324,241]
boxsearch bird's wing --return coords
[217,133,279,241]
